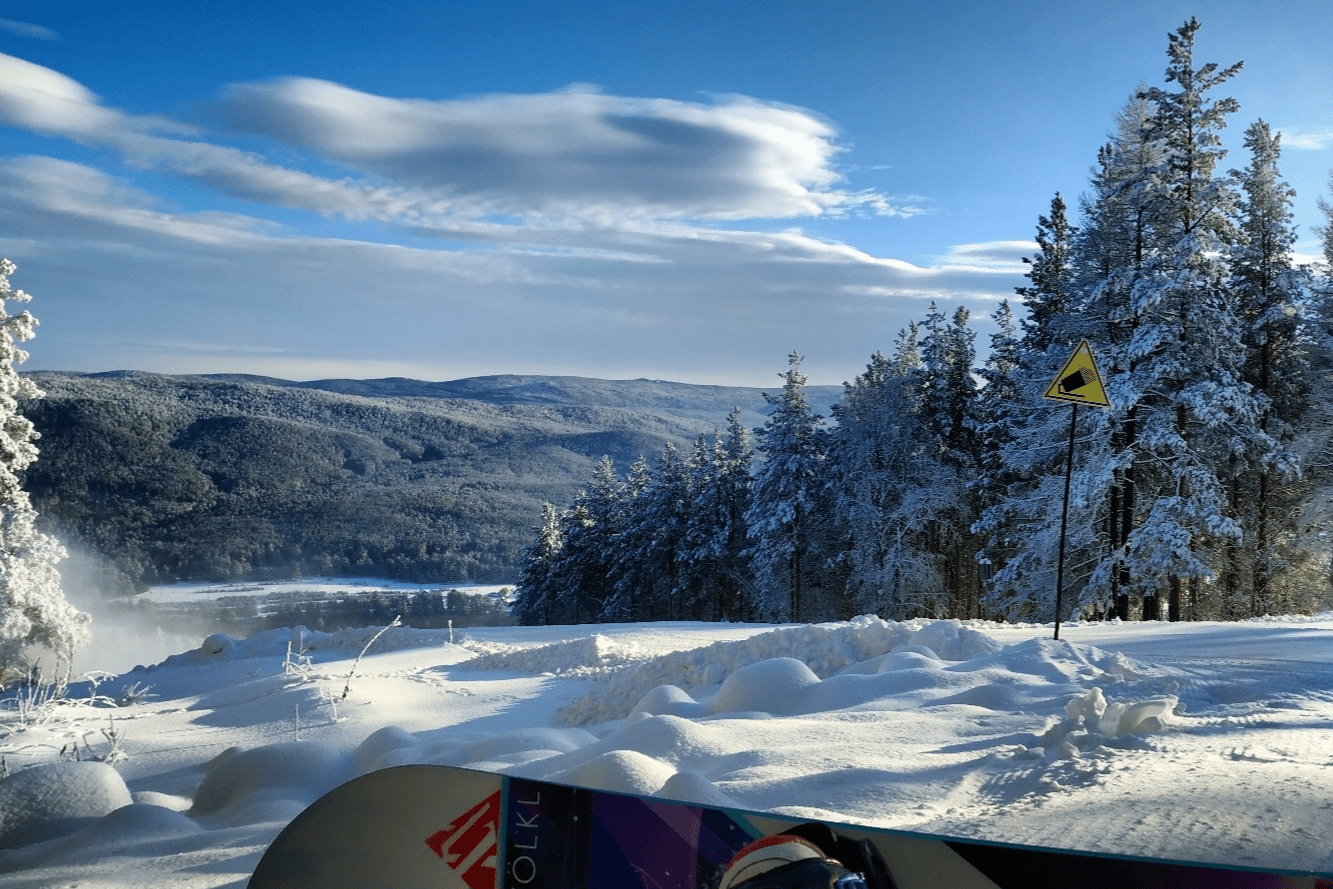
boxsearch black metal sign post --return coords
[1053,404,1077,641]
[1041,340,1111,641]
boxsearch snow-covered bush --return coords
[0,260,89,682]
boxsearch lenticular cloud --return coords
[215,78,864,220]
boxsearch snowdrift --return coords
[0,614,1330,887]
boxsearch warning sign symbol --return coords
[1043,340,1110,408]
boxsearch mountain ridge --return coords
[19,370,842,595]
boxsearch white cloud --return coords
[1277,128,1333,151]
[214,79,875,221]
[0,56,1022,385]
[0,54,119,134]
[0,156,277,244]
[935,241,1034,273]
[0,20,57,41]
[0,54,918,228]
[0,158,1022,386]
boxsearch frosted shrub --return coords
[0,260,89,680]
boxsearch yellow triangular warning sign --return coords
[1043,340,1110,408]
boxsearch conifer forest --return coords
[512,20,1333,627]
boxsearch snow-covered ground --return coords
[1,613,1331,887]
[72,579,512,676]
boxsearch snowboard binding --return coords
[719,823,899,889]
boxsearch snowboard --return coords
[249,764,1330,889]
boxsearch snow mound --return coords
[557,616,1001,725]
[149,624,447,668]
[451,727,597,766]
[462,634,645,675]
[707,657,820,715]
[350,725,422,774]
[1040,687,1179,753]
[657,771,738,806]
[629,684,706,720]
[0,803,202,875]
[350,723,599,774]
[190,741,350,824]
[953,637,1157,685]
[0,761,132,848]
[547,749,676,795]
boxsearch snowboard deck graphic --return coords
[249,764,1330,889]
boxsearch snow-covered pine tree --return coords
[745,352,825,621]
[1016,194,1078,356]
[602,455,654,621]
[974,301,1021,476]
[974,198,1104,623]
[970,301,1025,607]
[1071,90,1165,620]
[0,259,88,679]
[916,304,978,463]
[1290,174,1333,613]
[1119,17,1274,621]
[1041,18,1273,622]
[682,413,755,621]
[913,304,983,616]
[1227,120,1309,614]
[610,443,691,620]
[986,18,1266,623]
[544,456,625,623]
[511,502,564,625]
[890,322,921,376]
[826,350,948,618]
[1321,173,1333,270]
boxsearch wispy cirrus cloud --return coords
[936,241,1033,273]
[1276,128,1333,151]
[0,19,57,40]
[0,155,1019,384]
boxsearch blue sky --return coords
[1,1,1330,387]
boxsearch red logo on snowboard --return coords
[426,790,502,889]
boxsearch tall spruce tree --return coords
[1067,19,1270,621]
[970,300,1025,609]
[1291,175,1333,612]
[605,455,662,621]
[914,304,983,616]
[1017,194,1078,355]
[512,502,564,625]
[615,443,692,620]
[976,206,1104,622]
[1227,120,1308,614]
[745,352,825,621]
[683,412,755,621]
[545,456,624,623]
[1074,90,1164,620]
[1124,17,1267,620]
[986,22,1279,624]
[826,350,949,618]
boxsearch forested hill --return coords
[20,370,842,595]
